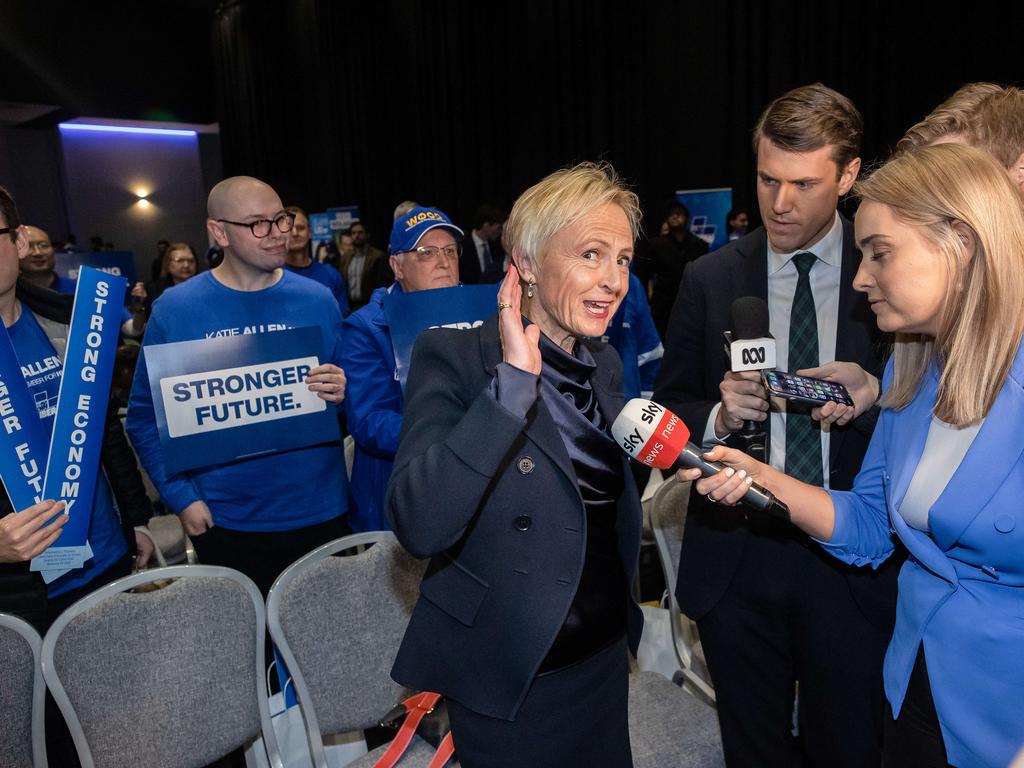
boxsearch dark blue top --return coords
[535,332,627,672]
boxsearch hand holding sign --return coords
[0,500,67,563]
[498,264,541,376]
[305,363,346,403]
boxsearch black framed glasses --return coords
[217,212,296,238]
[395,242,462,262]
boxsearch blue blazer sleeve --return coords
[820,359,897,567]
[386,328,533,558]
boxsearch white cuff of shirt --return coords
[701,403,730,449]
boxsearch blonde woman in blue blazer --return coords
[685,143,1024,768]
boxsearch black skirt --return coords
[446,637,632,768]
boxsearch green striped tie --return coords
[785,252,823,486]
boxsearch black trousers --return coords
[189,515,350,596]
[883,648,951,768]
[697,531,889,768]
[447,637,632,768]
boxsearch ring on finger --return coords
[707,493,716,503]
[497,302,513,311]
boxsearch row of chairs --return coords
[3,520,721,768]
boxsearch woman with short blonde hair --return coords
[388,162,645,766]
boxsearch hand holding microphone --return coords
[612,398,789,521]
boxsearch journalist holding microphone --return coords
[386,162,643,767]
[688,143,1024,768]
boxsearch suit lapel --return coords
[739,230,770,445]
[479,315,578,488]
[927,348,1024,550]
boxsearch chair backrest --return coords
[0,612,46,768]
[650,477,715,703]
[267,531,426,768]
[41,565,280,768]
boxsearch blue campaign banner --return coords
[32,267,128,579]
[326,206,360,234]
[310,212,333,263]
[384,284,500,390]
[0,328,51,512]
[675,188,734,252]
[55,250,138,288]
[144,326,340,475]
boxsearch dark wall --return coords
[211,1,1022,244]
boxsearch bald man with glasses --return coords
[126,176,352,595]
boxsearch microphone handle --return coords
[676,444,790,521]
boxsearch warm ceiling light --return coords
[137,199,152,210]
[135,188,150,199]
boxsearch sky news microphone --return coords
[725,296,775,461]
[612,398,790,521]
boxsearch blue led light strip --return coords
[59,123,197,137]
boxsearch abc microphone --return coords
[612,398,790,521]
[726,297,775,462]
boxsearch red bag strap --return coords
[372,692,447,768]
[428,731,456,768]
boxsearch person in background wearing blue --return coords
[126,176,350,596]
[689,144,1024,768]
[284,205,349,315]
[0,186,155,630]
[339,206,463,532]
[0,185,156,766]
[17,224,77,294]
[604,271,663,401]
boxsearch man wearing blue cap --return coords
[340,206,463,531]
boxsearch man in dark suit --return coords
[340,221,388,312]
[654,84,900,767]
[644,200,710,338]
[459,203,506,284]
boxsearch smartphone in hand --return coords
[762,370,854,408]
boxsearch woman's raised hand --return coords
[498,264,541,375]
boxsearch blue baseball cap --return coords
[389,206,464,254]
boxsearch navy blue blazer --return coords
[386,314,644,721]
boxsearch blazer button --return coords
[514,515,532,532]
[994,514,1016,533]
[517,456,535,474]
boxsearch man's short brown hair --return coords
[895,82,1004,156]
[966,88,1024,170]
[752,83,863,174]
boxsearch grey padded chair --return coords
[0,612,47,768]
[267,531,436,768]
[40,565,281,768]
[629,670,724,768]
[650,475,717,704]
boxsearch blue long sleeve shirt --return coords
[126,271,348,532]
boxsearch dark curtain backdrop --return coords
[212,0,1022,244]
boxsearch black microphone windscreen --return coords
[730,297,770,340]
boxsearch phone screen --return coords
[763,370,854,406]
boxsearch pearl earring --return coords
[527,282,535,299]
